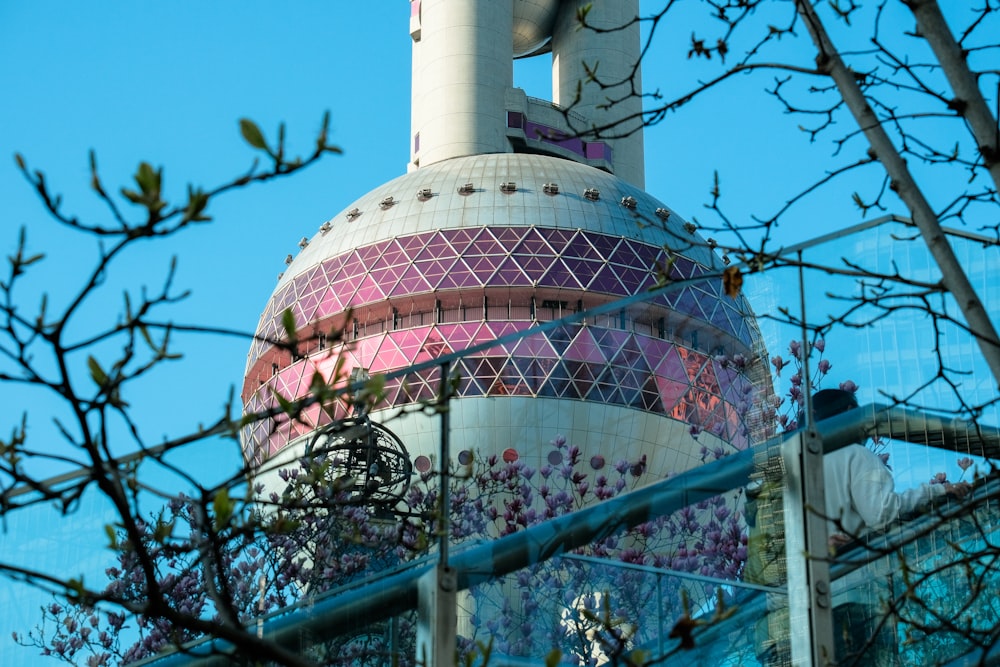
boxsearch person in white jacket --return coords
[747,388,973,666]
[811,388,971,547]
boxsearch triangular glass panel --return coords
[466,253,505,279]
[607,241,642,269]
[353,275,387,305]
[615,266,652,294]
[512,357,547,394]
[356,241,387,266]
[677,347,708,382]
[413,257,459,290]
[562,232,604,261]
[512,227,554,257]
[350,336,382,369]
[541,360,572,397]
[305,270,329,294]
[393,328,431,362]
[652,346,687,383]
[586,233,621,260]
[627,239,660,269]
[391,264,433,297]
[589,265,626,295]
[638,337,673,373]
[586,374,623,405]
[437,258,480,289]
[397,232,434,254]
[612,334,650,375]
[615,368,644,408]
[296,290,323,324]
[591,327,629,358]
[437,322,483,353]
[673,287,706,320]
[367,336,402,373]
[479,321,527,348]
[510,333,558,359]
[442,227,478,255]
[470,355,507,382]
[560,258,602,290]
[414,233,456,261]
[273,284,297,313]
[540,227,575,251]
[670,256,694,280]
[380,377,403,409]
[368,263,408,295]
[544,324,578,352]
[491,257,529,286]
[465,229,506,257]
[376,239,409,268]
[566,360,598,399]
[708,301,732,334]
[456,359,487,397]
[514,254,553,281]
[319,254,346,282]
[492,226,527,249]
[689,262,709,278]
[339,251,368,278]
[693,357,721,395]
[332,276,364,308]
[562,327,605,364]
[537,258,581,289]
[414,328,453,364]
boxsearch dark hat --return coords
[811,388,859,422]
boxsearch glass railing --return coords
[4,217,1000,666]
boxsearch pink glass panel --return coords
[510,334,558,359]
[356,241,388,265]
[391,266,434,296]
[373,240,409,269]
[466,253,504,277]
[339,252,368,279]
[466,233,507,257]
[397,232,435,253]
[413,329,453,364]
[652,346,687,383]
[353,276,387,305]
[442,227,479,255]
[370,337,407,372]
[415,233,455,260]
[437,322,482,351]
[414,257,458,289]
[390,328,432,364]
[368,263,409,294]
[437,258,479,289]
[312,287,345,320]
[562,328,606,364]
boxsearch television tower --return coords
[242,0,765,501]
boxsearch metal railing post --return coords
[416,360,457,667]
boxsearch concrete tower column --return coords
[552,0,645,188]
[409,0,424,172]
[410,0,514,169]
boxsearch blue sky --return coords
[1,2,990,663]
[0,1,870,479]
